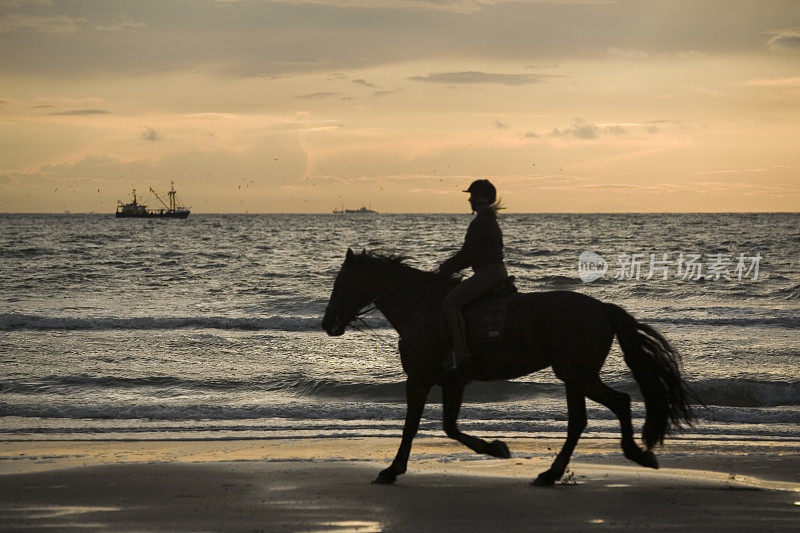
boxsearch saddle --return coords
[462,276,518,344]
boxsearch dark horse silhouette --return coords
[322,249,696,486]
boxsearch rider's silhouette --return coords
[438,179,507,371]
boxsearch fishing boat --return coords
[333,205,377,214]
[116,182,190,218]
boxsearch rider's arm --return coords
[438,219,480,274]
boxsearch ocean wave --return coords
[691,379,800,408]
[0,375,559,402]
[0,401,410,422]
[505,248,555,257]
[644,316,800,328]
[530,274,581,286]
[0,399,601,423]
[773,283,800,300]
[0,314,324,332]
[1,400,799,428]
[0,247,54,259]
[4,373,798,408]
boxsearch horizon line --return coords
[2,211,799,215]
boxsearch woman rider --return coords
[438,179,507,372]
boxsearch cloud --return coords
[141,126,161,141]
[585,47,706,61]
[550,118,630,139]
[606,47,649,59]
[746,76,800,87]
[647,119,685,128]
[693,164,795,177]
[94,16,148,32]
[494,120,508,129]
[184,112,241,119]
[0,1,53,6]
[409,71,547,86]
[213,1,615,15]
[0,13,83,34]
[531,180,800,196]
[0,155,132,185]
[351,78,376,87]
[49,109,110,115]
[768,31,800,50]
[2,1,794,79]
[524,131,538,138]
[295,91,338,99]
[373,89,400,97]
[550,118,600,139]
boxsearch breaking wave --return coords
[0,314,324,332]
[3,374,798,408]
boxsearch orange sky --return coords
[1,0,799,213]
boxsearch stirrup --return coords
[443,350,473,374]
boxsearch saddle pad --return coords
[463,294,515,343]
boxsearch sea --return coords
[1,213,799,445]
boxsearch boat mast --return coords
[168,181,177,211]
[149,186,170,211]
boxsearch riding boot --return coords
[444,306,473,374]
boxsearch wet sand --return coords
[1,438,798,531]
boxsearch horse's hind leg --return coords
[532,382,587,487]
[442,382,511,458]
[585,377,658,469]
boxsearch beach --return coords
[1,437,798,531]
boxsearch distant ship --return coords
[116,182,190,218]
[333,205,377,214]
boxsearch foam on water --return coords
[0,314,324,331]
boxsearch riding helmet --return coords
[463,179,497,203]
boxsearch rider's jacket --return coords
[439,210,504,274]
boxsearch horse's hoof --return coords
[487,440,511,459]
[531,471,557,487]
[637,450,659,470]
[372,470,397,484]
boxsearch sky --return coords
[1,0,799,213]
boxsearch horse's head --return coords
[322,248,453,336]
[322,248,377,336]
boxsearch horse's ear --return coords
[346,248,354,262]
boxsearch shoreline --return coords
[1,437,798,531]
[2,436,799,482]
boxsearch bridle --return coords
[326,279,442,347]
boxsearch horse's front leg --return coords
[442,381,511,458]
[374,377,432,484]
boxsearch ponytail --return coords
[487,197,506,217]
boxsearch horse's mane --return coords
[352,249,460,285]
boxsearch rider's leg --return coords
[442,263,508,369]
[443,290,471,367]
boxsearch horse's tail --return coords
[604,302,697,450]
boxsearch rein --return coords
[347,279,442,346]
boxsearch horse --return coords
[322,249,696,486]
